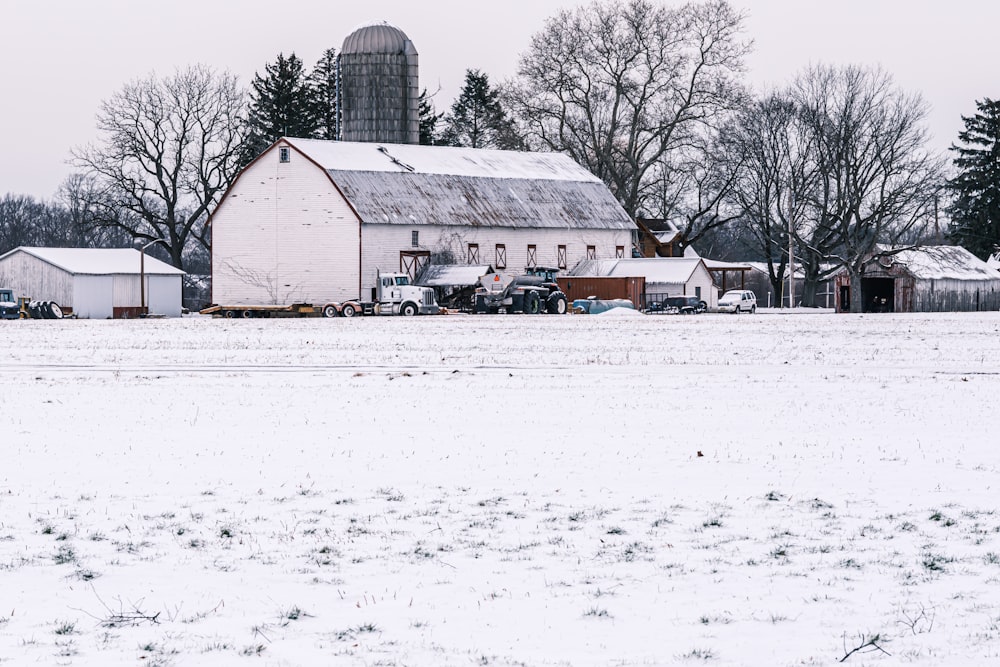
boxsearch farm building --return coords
[834,245,1000,313]
[209,138,636,306]
[0,247,185,318]
[565,257,717,310]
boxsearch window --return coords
[616,245,625,259]
[586,245,596,260]
[467,243,480,264]
[495,243,507,269]
[399,250,430,281]
[279,147,290,163]
[557,245,567,270]
[526,244,537,268]
[411,230,419,247]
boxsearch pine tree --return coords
[243,53,318,163]
[441,69,522,150]
[418,89,444,145]
[308,48,339,140]
[947,98,1000,259]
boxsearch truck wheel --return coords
[401,302,417,317]
[546,293,568,314]
[524,291,540,314]
[322,304,338,318]
[48,302,63,319]
[341,303,357,317]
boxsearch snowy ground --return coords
[2,310,1000,666]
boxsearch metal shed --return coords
[0,247,185,318]
[834,246,1000,313]
[567,257,717,310]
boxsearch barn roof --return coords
[568,257,708,283]
[881,246,1000,281]
[0,247,185,276]
[283,138,635,231]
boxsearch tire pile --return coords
[27,300,64,319]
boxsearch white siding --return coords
[73,276,114,318]
[147,276,183,316]
[212,146,361,304]
[0,250,73,305]
[361,224,632,291]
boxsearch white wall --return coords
[73,276,114,318]
[0,251,73,305]
[211,143,361,305]
[147,276,183,317]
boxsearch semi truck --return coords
[473,266,568,314]
[201,272,439,319]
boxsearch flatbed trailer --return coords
[199,303,318,318]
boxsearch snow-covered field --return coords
[2,310,1000,666]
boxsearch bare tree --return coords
[508,0,751,219]
[793,64,944,312]
[72,65,246,270]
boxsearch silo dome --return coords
[339,21,420,144]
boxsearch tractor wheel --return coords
[39,301,54,319]
[322,304,338,318]
[524,291,540,314]
[48,302,64,319]
[28,300,41,319]
[546,293,568,314]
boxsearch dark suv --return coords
[662,296,707,314]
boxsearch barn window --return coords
[586,245,596,260]
[527,244,537,268]
[411,230,419,247]
[557,245,567,269]
[279,147,290,163]
[616,245,625,259]
[495,243,507,269]
[467,243,479,264]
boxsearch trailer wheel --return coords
[322,304,339,318]
[224,310,238,318]
[546,293,568,314]
[401,302,417,317]
[241,309,254,318]
[341,303,357,317]
[524,291,541,314]
[48,302,63,319]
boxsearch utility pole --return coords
[788,190,795,309]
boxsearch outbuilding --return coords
[0,247,185,318]
[834,245,1000,313]
[566,257,717,310]
[209,138,636,306]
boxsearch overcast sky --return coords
[2,0,995,200]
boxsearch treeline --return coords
[3,0,998,313]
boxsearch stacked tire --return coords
[27,300,64,319]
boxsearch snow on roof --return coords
[1,247,185,275]
[568,257,707,284]
[416,264,493,287]
[701,258,753,272]
[885,246,1000,281]
[285,138,604,182]
[281,139,634,232]
[987,253,1000,272]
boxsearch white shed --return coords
[0,247,185,318]
[209,138,636,306]
[568,257,718,309]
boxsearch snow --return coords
[1,247,184,275]
[2,311,1000,665]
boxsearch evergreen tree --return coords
[418,88,444,145]
[308,48,339,140]
[441,69,522,150]
[243,53,318,163]
[947,98,1000,259]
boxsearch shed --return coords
[833,246,1000,313]
[415,264,493,311]
[209,138,636,306]
[567,257,716,310]
[0,247,185,318]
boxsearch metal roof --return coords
[0,247,185,276]
[416,264,493,287]
[341,22,417,55]
[885,246,1000,281]
[568,258,708,283]
[284,139,634,231]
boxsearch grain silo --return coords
[340,22,419,144]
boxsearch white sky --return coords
[2,0,996,200]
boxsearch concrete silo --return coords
[340,22,419,144]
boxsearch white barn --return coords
[0,247,185,318]
[568,257,718,310]
[209,138,636,305]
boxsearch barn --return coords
[565,257,717,310]
[0,247,185,318]
[834,245,1000,313]
[208,138,636,306]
